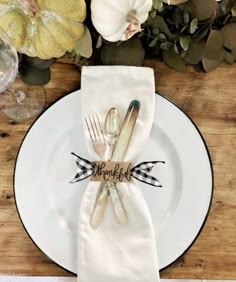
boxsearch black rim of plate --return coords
[13,91,214,275]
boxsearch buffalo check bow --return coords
[70,153,165,187]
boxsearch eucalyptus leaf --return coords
[181,49,186,58]
[174,44,179,54]
[179,2,195,17]
[153,0,159,9]
[153,0,163,10]
[192,25,210,42]
[224,51,234,64]
[96,35,103,48]
[190,18,198,34]
[160,41,173,50]
[152,27,160,35]
[159,33,167,41]
[223,13,231,25]
[184,40,206,64]
[101,38,145,66]
[222,23,236,50]
[218,0,236,16]
[204,30,224,60]
[147,26,151,39]
[74,26,92,58]
[149,37,159,47]
[138,31,145,38]
[150,9,157,18]
[232,48,236,61]
[166,7,184,26]
[180,0,217,20]
[202,50,225,72]
[183,12,190,24]
[23,56,55,69]
[193,0,217,20]
[20,65,51,85]
[180,25,188,33]
[232,5,236,16]
[147,16,177,39]
[162,50,187,72]
[180,36,190,51]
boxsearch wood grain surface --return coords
[0,60,235,279]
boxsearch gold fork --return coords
[85,114,106,159]
[85,114,109,227]
[85,114,127,228]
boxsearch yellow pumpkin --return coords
[0,0,86,59]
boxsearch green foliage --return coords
[153,0,163,10]
[18,0,236,87]
[232,5,236,16]
[140,0,236,72]
[100,38,145,66]
[184,40,205,64]
[180,36,190,51]
[163,50,187,72]
[73,27,93,59]
[19,55,54,85]
[189,18,198,34]
[20,65,51,85]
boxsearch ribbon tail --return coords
[70,168,94,183]
[70,153,96,183]
[132,161,165,172]
[131,169,162,187]
[71,152,95,170]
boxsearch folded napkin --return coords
[77,66,160,282]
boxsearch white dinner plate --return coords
[14,90,213,273]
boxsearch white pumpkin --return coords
[91,0,152,42]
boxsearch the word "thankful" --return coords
[90,161,133,182]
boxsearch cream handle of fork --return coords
[90,182,109,229]
[90,147,117,228]
[91,182,127,227]
[90,181,127,228]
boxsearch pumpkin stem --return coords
[18,0,39,16]
[124,10,142,40]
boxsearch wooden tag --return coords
[90,161,133,182]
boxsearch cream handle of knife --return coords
[107,182,127,224]
[90,181,126,228]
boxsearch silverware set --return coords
[85,100,140,228]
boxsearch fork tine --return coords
[85,117,95,144]
[92,115,100,141]
[88,115,97,140]
[95,114,106,143]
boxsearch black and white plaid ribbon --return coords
[71,153,165,187]
[130,161,165,187]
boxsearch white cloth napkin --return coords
[77,66,160,282]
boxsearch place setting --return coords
[14,65,213,281]
[1,0,227,279]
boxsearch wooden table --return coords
[0,60,235,279]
